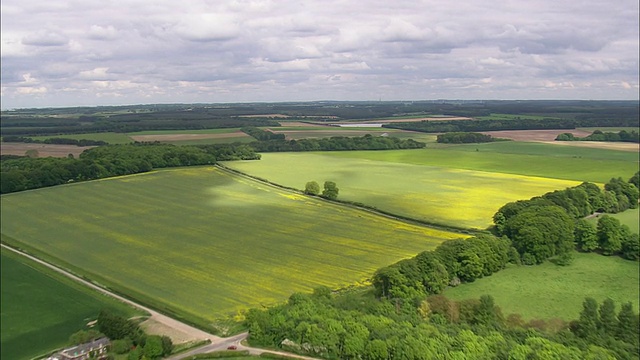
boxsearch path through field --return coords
[0,244,319,360]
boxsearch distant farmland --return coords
[0,167,463,329]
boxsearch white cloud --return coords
[1,0,638,108]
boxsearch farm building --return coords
[47,337,110,360]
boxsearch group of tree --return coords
[245,285,639,359]
[436,132,502,144]
[68,309,173,360]
[493,174,640,263]
[556,130,639,143]
[2,135,109,146]
[575,216,639,260]
[571,297,639,351]
[241,126,286,140]
[248,134,425,152]
[385,117,639,134]
[372,235,517,300]
[304,181,340,200]
[0,142,260,194]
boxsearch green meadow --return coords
[1,248,142,360]
[444,252,640,321]
[223,152,581,229]
[0,167,462,329]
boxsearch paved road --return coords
[1,244,319,360]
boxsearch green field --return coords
[0,167,463,329]
[444,252,640,321]
[588,208,640,234]
[324,142,639,183]
[29,132,133,144]
[1,248,142,360]
[223,152,581,229]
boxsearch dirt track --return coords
[0,143,94,157]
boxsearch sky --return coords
[1,0,639,109]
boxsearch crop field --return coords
[444,252,640,321]
[223,153,580,229]
[30,132,134,144]
[323,142,639,183]
[1,247,141,360]
[0,167,463,328]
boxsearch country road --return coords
[1,244,319,360]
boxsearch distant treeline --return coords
[385,118,639,133]
[241,126,286,141]
[248,134,425,152]
[3,100,637,136]
[436,132,502,144]
[2,135,108,146]
[0,113,281,136]
[0,142,260,194]
[556,130,640,143]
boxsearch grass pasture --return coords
[223,152,580,229]
[0,167,463,329]
[444,252,640,321]
[1,248,142,360]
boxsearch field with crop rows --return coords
[223,152,581,229]
[1,247,142,360]
[444,252,640,321]
[0,167,463,328]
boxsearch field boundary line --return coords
[215,163,483,236]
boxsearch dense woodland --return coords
[248,135,425,152]
[436,132,501,144]
[385,118,639,134]
[556,130,640,143]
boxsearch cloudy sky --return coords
[1,0,638,109]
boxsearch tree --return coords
[616,302,639,344]
[574,297,599,340]
[575,219,598,252]
[25,149,39,158]
[322,181,339,200]
[621,232,639,260]
[161,336,173,356]
[597,216,623,255]
[304,181,320,195]
[143,335,163,359]
[97,309,138,340]
[598,298,617,336]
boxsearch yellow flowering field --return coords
[223,153,582,230]
[0,167,463,329]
